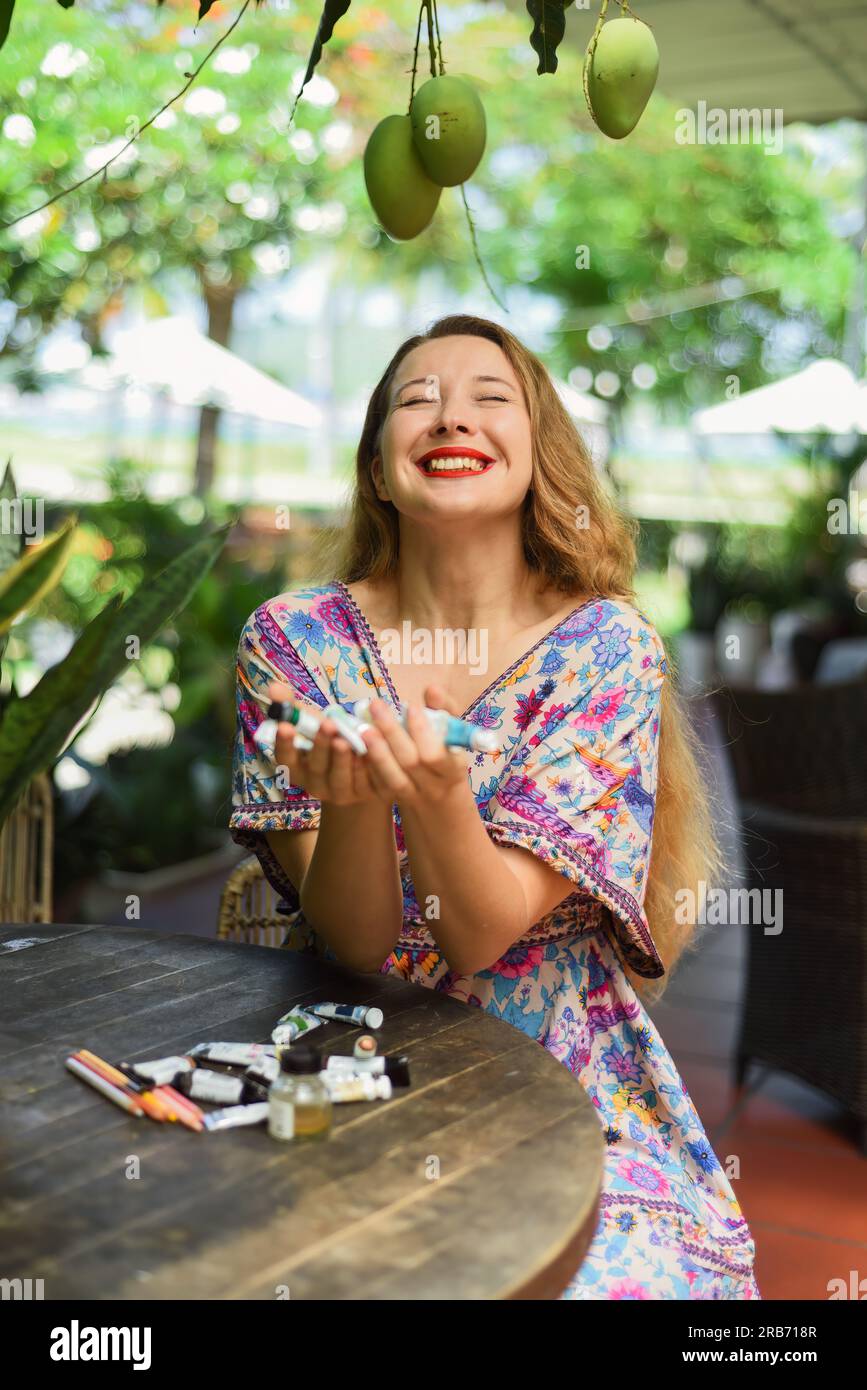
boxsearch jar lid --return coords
[279,1044,320,1074]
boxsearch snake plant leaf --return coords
[526,0,568,75]
[0,462,21,669]
[0,0,14,51]
[0,517,77,638]
[0,461,22,583]
[0,521,230,828]
[0,596,122,825]
[292,0,351,116]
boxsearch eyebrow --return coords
[392,373,515,397]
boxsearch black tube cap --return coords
[383,1055,411,1087]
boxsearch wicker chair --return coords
[217,855,290,948]
[0,773,53,925]
[712,676,867,1155]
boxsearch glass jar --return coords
[268,1043,332,1142]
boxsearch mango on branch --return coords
[363,114,442,240]
[410,75,487,187]
[584,16,659,140]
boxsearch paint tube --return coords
[177,1069,266,1105]
[203,1102,270,1131]
[322,1053,411,1087]
[354,1034,378,1060]
[321,1072,392,1103]
[246,1055,281,1085]
[126,1055,197,1087]
[254,701,322,756]
[271,1007,323,1046]
[190,1042,277,1067]
[350,699,500,753]
[307,1002,384,1029]
[321,705,369,755]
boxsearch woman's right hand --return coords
[268,682,379,808]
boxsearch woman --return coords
[230,314,760,1300]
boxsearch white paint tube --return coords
[203,1102,270,1131]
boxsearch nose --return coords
[429,403,476,438]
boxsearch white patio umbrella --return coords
[553,377,610,468]
[79,316,323,429]
[692,359,867,437]
[553,378,608,425]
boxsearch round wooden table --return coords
[0,923,604,1300]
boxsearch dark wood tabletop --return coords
[0,923,604,1301]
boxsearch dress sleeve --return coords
[483,609,667,978]
[228,604,326,912]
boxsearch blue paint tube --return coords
[306,1002,384,1029]
[349,700,499,753]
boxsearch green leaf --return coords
[56,0,75,8]
[0,522,230,828]
[0,461,22,584]
[0,461,20,669]
[0,517,77,637]
[526,0,568,75]
[291,0,351,117]
[198,0,215,18]
[0,0,14,50]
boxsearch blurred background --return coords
[1,0,866,1298]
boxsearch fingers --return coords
[366,698,421,769]
[267,680,296,707]
[361,707,417,801]
[304,715,338,780]
[404,702,443,765]
[362,733,412,800]
[272,712,337,789]
[361,698,457,801]
[423,683,461,715]
[327,738,356,802]
[273,704,378,806]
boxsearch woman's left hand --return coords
[360,686,471,809]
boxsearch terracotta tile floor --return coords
[645,921,867,1302]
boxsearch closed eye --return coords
[396,393,510,407]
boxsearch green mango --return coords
[410,75,486,187]
[363,114,442,240]
[584,17,659,140]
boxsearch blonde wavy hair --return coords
[314,314,722,1004]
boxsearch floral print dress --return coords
[229,580,760,1301]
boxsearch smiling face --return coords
[371,334,534,521]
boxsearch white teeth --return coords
[419,457,492,472]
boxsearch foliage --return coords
[0,459,228,827]
[683,437,867,632]
[22,468,294,878]
[1,0,858,420]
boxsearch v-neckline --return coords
[331,579,602,723]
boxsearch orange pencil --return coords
[75,1050,171,1122]
[157,1085,205,1132]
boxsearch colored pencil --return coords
[66,1055,145,1117]
[79,1049,147,1091]
[157,1085,205,1132]
[74,1050,171,1122]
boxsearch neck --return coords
[381,516,554,633]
